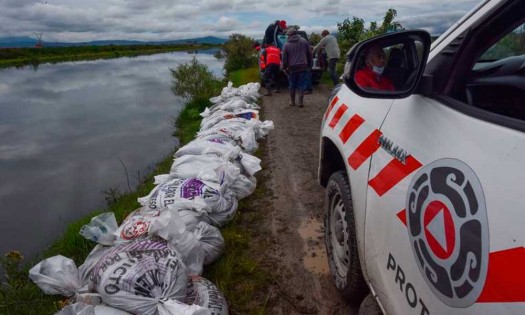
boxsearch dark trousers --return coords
[264,64,280,90]
[328,58,339,86]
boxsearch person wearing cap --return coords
[354,45,395,91]
[263,20,287,47]
[282,27,313,107]
[313,30,340,86]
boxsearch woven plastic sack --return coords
[89,239,188,315]
[185,276,229,315]
[138,178,238,227]
[56,302,132,315]
[191,221,224,265]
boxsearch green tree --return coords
[337,8,404,54]
[309,32,322,46]
[217,33,258,73]
[170,57,220,102]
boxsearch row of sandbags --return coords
[29,82,272,315]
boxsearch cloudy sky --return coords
[0,0,482,43]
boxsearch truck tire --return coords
[324,171,368,304]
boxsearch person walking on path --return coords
[313,30,340,86]
[262,43,282,96]
[282,27,312,107]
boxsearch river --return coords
[0,49,223,259]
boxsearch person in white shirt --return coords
[313,30,341,86]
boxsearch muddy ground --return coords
[253,84,358,314]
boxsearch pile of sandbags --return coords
[29,82,272,315]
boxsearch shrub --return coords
[218,33,258,73]
[170,57,221,102]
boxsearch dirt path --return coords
[256,85,357,314]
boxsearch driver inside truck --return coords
[355,45,395,91]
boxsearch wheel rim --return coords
[330,190,349,278]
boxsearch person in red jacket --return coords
[355,45,394,91]
[262,43,282,96]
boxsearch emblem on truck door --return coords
[406,158,489,307]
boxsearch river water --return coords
[0,50,223,259]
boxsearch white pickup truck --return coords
[319,0,525,314]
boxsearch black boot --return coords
[289,89,296,106]
[298,90,304,107]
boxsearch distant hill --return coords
[0,36,227,48]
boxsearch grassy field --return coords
[0,67,271,315]
[0,43,218,70]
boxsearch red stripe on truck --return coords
[347,129,382,170]
[368,155,422,196]
[325,96,339,120]
[339,114,365,144]
[328,103,348,129]
[478,247,525,302]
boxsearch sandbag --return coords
[138,178,238,227]
[89,239,188,315]
[228,174,257,200]
[200,110,259,131]
[185,276,229,315]
[191,221,224,265]
[115,209,205,275]
[174,139,240,159]
[56,302,132,315]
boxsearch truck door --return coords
[364,3,525,314]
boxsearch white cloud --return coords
[0,0,482,42]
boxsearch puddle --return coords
[297,217,329,274]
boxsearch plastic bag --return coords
[174,139,240,159]
[79,212,118,246]
[114,209,204,275]
[185,276,229,315]
[89,239,188,315]
[228,174,257,200]
[192,222,224,265]
[29,255,83,297]
[138,178,238,227]
[56,303,132,315]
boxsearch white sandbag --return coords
[29,255,83,297]
[233,152,261,177]
[200,110,259,131]
[138,178,238,227]
[55,302,132,315]
[89,239,188,315]
[194,129,238,146]
[191,222,224,265]
[185,276,229,315]
[159,299,211,315]
[196,126,257,154]
[167,155,240,189]
[228,174,257,200]
[174,139,240,159]
[254,120,274,139]
[79,212,118,246]
[79,245,112,284]
[115,209,204,275]
[56,302,132,315]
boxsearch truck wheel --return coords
[324,171,368,304]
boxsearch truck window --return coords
[465,22,525,120]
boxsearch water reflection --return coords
[0,49,223,259]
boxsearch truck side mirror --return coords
[345,30,431,99]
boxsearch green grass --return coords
[0,43,218,70]
[0,65,271,315]
[228,67,260,87]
